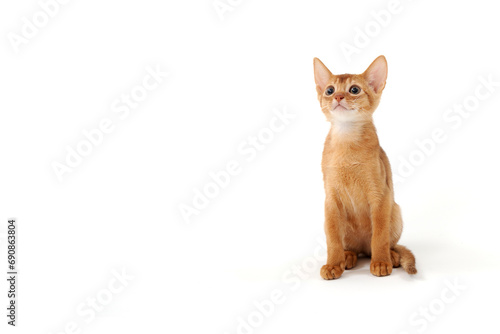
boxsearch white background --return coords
[1,0,500,333]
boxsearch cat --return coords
[313,55,417,279]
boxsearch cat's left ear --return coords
[362,55,388,94]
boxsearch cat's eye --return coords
[349,85,361,94]
[325,86,335,96]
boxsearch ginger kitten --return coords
[313,56,417,279]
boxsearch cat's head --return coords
[313,56,388,122]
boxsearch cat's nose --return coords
[334,93,345,103]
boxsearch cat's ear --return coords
[363,55,388,93]
[314,58,332,95]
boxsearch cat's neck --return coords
[328,114,379,148]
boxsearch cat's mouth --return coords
[333,104,349,112]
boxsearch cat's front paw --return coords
[370,260,393,277]
[320,263,345,280]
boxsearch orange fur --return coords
[313,56,417,279]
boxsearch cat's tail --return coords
[394,244,417,275]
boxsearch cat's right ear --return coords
[314,58,332,96]
[362,55,388,94]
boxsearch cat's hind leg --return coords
[390,249,400,268]
[344,251,358,269]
